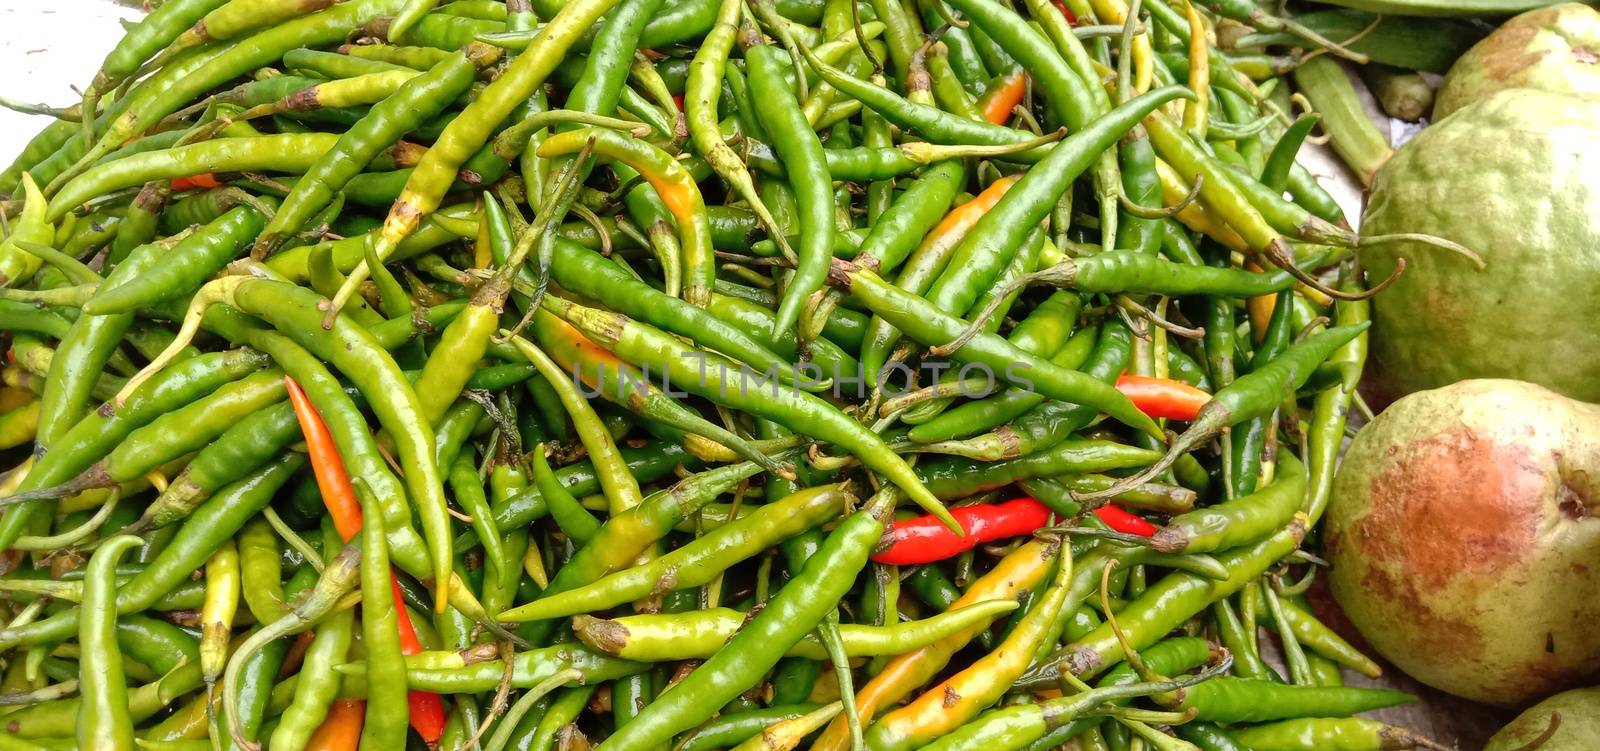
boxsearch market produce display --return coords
[0,0,1591,749]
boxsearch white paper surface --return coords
[0,0,139,165]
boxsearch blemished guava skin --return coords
[1358,89,1600,404]
[1434,3,1600,119]
[1326,380,1600,706]
[1485,687,1600,750]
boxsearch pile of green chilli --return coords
[0,0,1500,749]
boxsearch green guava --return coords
[1434,3,1600,119]
[1485,687,1600,750]
[1358,88,1600,404]
[1325,380,1600,706]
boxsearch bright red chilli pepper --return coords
[871,498,1051,565]
[1115,374,1212,421]
[1052,0,1078,25]
[170,173,221,191]
[390,577,426,656]
[1094,505,1158,537]
[284,376,447,745]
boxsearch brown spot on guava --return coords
[1478,25,1541,83]
[1360,426,1544,589]
[1359,562,1485,661]
[1341,425,1558,663]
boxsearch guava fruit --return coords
[1359,88,1600,404]
[1485,686,1600,749]
[1326,380,1600,706]
[1434,3,1600,118]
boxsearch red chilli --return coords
[284,376,447,744]
[871,498,1052,565]
[1115,374,1212,421]
[1052,0,1078,25]
[1094,505,1158,537]
[169,173,221,192]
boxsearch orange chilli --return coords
[1115,374,1213,421]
